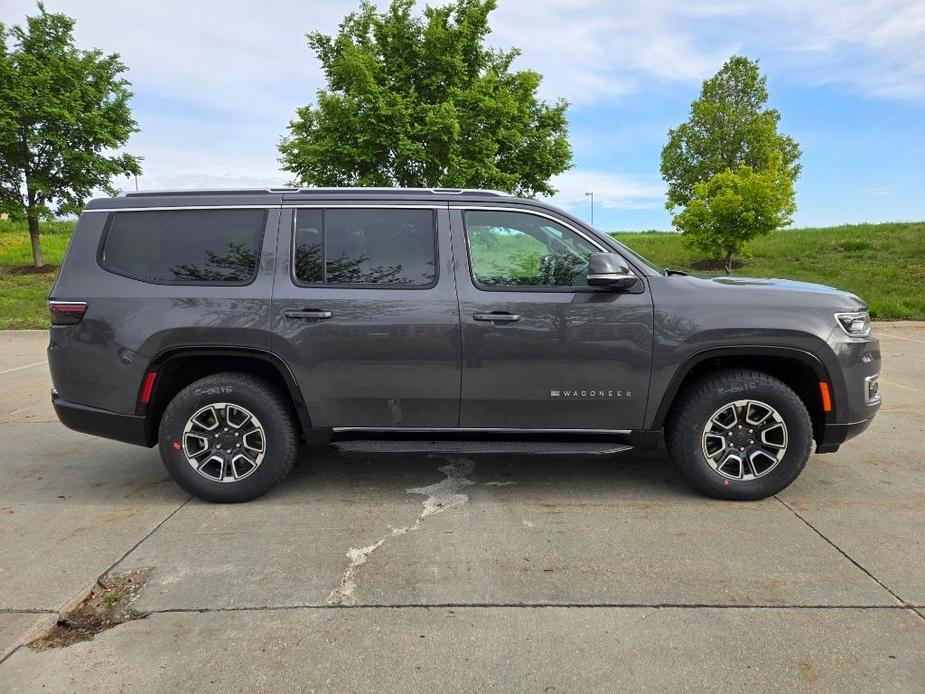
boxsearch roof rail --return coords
[118,187,511,198]
[290,187,510,196]
[118,188,295,197]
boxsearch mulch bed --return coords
[4,263,59,275]
[689,258,745,272]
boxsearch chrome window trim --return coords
[86,203,446,213]
[96,208,268,287]
[290,206,440,289]
[284,204,444,209]
[84,205,278,213]
[457,206,641,290]
[458,205,611,254]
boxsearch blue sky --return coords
[3,0,924,230]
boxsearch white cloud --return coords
[739,1,925,100]
[489,0,736,105]
[490,0,925,105]
[545,170,665,212]
[2,0,923,196]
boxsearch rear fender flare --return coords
[140,346,312,443]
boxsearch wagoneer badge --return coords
[550,390,631,398]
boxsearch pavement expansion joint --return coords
[773,495,916,614]
[139,603,919,614]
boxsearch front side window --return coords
[293,209,436,287]
[100,209,266,284]
[465,210,600,289]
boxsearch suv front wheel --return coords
[158,373,297,503]
[666,368,813,500]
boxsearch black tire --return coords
[665,368,813,500]
[158,372,297,503]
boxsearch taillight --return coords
[49,301,88,326]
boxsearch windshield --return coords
[575,221,662,275]
[607,236,662,275]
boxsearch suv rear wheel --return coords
[158,373,297,502]
[666,368,813,500]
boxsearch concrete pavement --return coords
[0,326,923,692]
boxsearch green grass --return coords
[614,222,925,320]
[0,218,74,329]
[0,219,922,328]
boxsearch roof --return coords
[118,187,512,199]
[84,187,520,211]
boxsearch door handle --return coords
[473,312,521,323]
[283,309,333,320]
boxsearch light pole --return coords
[585,191,594,225]
[134,156,145,192]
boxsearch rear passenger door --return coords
[270,204,461,429]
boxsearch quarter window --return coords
[465,210,600,289]
[100,209,266,285]
[293,209,436,287]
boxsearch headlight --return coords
[835,311,871,336]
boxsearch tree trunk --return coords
[723,251,733,275]
[27,211,44,268]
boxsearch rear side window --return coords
[293,209,436,287]
[100,209,266,285]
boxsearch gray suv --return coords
[47,188,881,502]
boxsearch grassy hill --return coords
[612,221,925,319]
[0,218,922,329]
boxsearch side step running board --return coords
[331,439,634,456]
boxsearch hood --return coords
[707,276,866,307]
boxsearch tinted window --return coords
[294,209,436,287]
[101,209,265,284]
[465,210,599,289]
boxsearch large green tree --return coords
[280,0,571,196]
[673,157,796,273]
[661,56,800,271]
[0,4,140,267]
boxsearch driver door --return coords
[451,207,653,431]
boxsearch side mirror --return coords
[587,252,637,290]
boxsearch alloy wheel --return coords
[701,399,788,481]
[181,402,266,483]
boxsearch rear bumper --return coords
[52,390,151,447]
[815,417,875,454]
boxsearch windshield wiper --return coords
[664,268,688,276]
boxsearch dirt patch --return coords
[29,568,151,650]
[3,263,59,275]
[689,258,745,272]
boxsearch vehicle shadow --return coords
[276,445,701,503]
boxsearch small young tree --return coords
[673,158,796,273]
[661,56,800,271]
[280,0,571,197]
[0,4,140,268]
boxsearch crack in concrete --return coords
[774,495,924,622]
[326,540,386,606]
[138,603,921,614]
[0,609,56,614]
[327,457,476,605]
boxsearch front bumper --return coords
[52,390,151,447]
[815,417,876,454]
[815,327,881,453]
